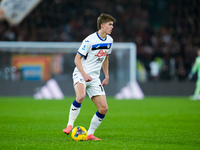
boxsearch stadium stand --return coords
[0,0,199,81]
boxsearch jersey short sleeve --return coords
[107,35,113,55]
[108,42,113,55]
[78,39,91,58]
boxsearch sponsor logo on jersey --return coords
[95,50,108,57]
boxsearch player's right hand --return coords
[83,74,93,82]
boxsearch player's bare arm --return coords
[74,53,93,82]
[102,55,109,86]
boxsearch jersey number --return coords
[99,85,104,92]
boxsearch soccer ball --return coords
[71,126,88,141]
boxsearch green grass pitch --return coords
[0,96,200,150]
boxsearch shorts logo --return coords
[95,50,108,57]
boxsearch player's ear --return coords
[100,23,104,29]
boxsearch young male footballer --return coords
[63,13,116,140]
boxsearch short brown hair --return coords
[97,13,116,30]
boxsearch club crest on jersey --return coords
[95,50,108,57]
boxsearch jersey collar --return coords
[96,31,107,41]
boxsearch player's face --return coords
[102,21,114,35]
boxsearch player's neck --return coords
[97,30,107,39]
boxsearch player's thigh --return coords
[86,78,105,99]
[73,71,86,103]
[74,82,86,103]
[92,95,108,115]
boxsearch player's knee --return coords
[100,105,108,114]
[76,94,85,103]
[104,106,108,113]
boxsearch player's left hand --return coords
[102,77,109,86]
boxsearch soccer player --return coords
[63,13,116,140]
[189,48,200,100]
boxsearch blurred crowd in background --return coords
[0,0,199,82]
